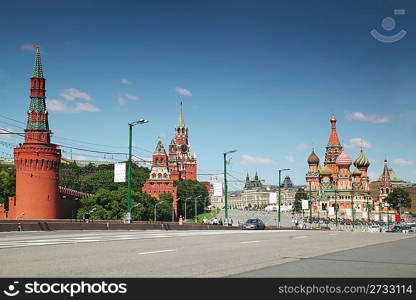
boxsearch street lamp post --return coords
[278,168,290,228]
[154,200,166,222]
[223,149,237,220]
[194,195,202,223]
[335,189,339,230]
[308,181,313,228]
[127,118,149,224]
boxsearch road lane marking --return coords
[293,236,309,239]
[138,249,177,255]
[240,240,260,244]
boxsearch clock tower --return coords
[168,102,197,181]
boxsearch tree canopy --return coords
[0,165,15,208]
[175,180,209,220]
[293,188,307,213]
[384,187,411,213]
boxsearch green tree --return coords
[60,163,150,194]
[384,187,411,214]
[76,186,160,221]
[175,180,209,220]
[293,188,307,213]
[0,165,15,209]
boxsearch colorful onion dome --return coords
[319,166,333,176]
[307,150,320,165]
[352,167,361,177]
[353,150,370,168]
[336,151,352,166]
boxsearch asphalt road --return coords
[0,229,414,277]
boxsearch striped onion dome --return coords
[336,151,352,166]
[352,167,361,177]
[353,150,370,168]
[307,150,320,165]
[319,166,333,176]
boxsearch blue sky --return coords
[1,0,415,189]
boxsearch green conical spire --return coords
[177,102,185,128]
[32,44,44,78]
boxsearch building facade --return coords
[305,116,374,219]
[142,103,197,219]
[219,172,298,210]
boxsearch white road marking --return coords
[138,249,176,255]
[240,240,260,244]
[293,236,309,239]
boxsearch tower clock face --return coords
[180,144,188,153]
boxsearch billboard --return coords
[301,200,309,210]
[328,207,335,215]
[269,192,277,204]
[114,162,127,183]
[213,182,223,197]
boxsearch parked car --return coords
[242,218,266,230]
[402,225,414,233]
[369,225,380,232]
[387,225,403,233]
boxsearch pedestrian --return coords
[179,215,183,225]
[213,217,218,225]
[219,218,223,225]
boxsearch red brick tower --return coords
[12,44,61,219]
[142,138,178,216]
[168,102,197,180]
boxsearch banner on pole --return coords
[328,207,335,215]
[269,192,277,204]
[114,162,127,183]
[302,200,309,210]
[362,212,368,219]
[213,182,223,197]
[345,208,352,217]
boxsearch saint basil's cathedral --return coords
[306,116,377,220]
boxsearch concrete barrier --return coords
[0,220,242,232]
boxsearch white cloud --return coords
[117,95,127,105]
[240,154,277,166]
[20,43,34,52]
[74,155,88,161]
[345,112,391,124]
[367,172,379,181]
[60,88,92,101]
[344,138,372,149]
[121,78,131,85]
[0,128,13,138]
[47,99,100,113]
[284,155,295,163]
[393,158,414,166]
[125,94,139,101]
[116,94,139,105]
[175,87,192,97]
[295,143,312,151]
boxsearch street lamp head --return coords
[130,119,149,126]
[225,149,237,155]
[280,168,290,171]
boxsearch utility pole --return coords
[127,119,148,223]
[223,150,237,220]
[278,168,290,228]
